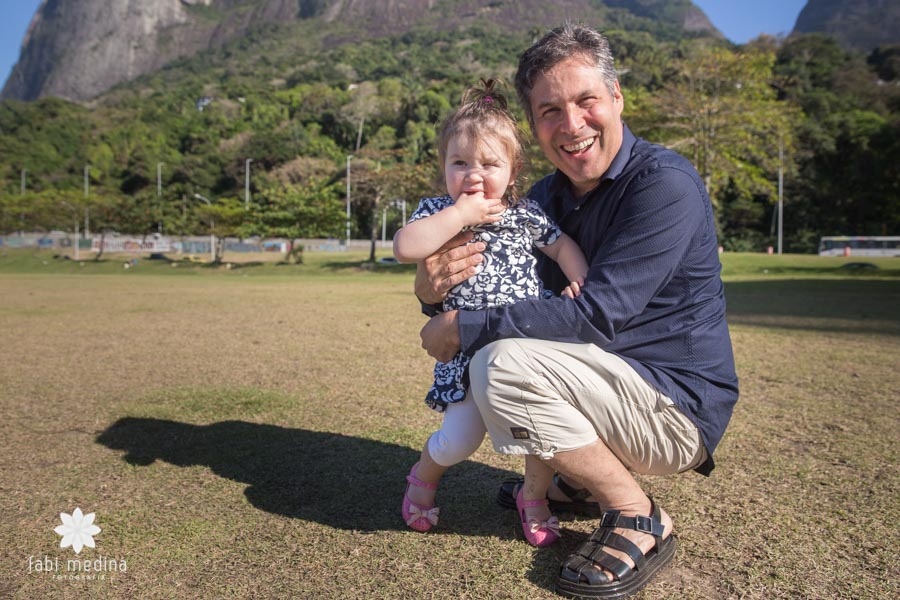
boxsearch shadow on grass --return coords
[96,417,515,535]
[320,260,417,274]
[724,279,900,335]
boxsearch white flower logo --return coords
[54,508,101,554]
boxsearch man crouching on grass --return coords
[415,23,738,599]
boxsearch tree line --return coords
[1,22,897,256]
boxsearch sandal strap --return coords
[564,552,631,584]
[553,473,592,503]
[580,530,647,571]
[518,496,550,509]
[406,473,437,490]
[406,463,438,490]
[562,514,654,584]
[597,508,665,539]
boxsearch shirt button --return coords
[574,205,581,211]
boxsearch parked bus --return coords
[818,236,900,257]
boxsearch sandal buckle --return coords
[634,515,653,533]
[600,511,619,528]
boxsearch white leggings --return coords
[427,394,487,467]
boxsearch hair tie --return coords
[484,96,493,103]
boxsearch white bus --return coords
[818,236,900,257]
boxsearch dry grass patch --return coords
[0,257,897,599]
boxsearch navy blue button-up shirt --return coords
[457,124,739,474]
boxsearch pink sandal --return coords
[516,489,560,547]
[402,463,440,532]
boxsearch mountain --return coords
[2,0,720,103]
[793,0,900,52]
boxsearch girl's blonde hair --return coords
[437,79,526,203]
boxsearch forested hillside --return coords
[794,0,900,52]
[1,14,898,253]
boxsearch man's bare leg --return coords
[545,439,673,580]
[548,473,596,504]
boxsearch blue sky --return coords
[1,0,808,92]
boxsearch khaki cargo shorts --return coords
[468,338,707,476]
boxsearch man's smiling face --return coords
[529,55,624,198]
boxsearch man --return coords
[416,24,738,599]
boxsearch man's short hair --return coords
[514,23,618,128]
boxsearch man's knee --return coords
[469,339,530,407]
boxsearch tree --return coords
[774,34,900,246]
[633,42,798,216]
[86,190,128,260]
[350,153,435,263]
[245,178,344,263]
[195,197,245,263]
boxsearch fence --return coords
[0,234,384,253]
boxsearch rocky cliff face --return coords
[2,0,720,103]
[2,0,300,102]
[793,0,900,52]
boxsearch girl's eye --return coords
[453,160,466,166]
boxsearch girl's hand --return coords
[561,279,584,299]
[452,193,505,227]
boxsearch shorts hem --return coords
[491,435,598,459]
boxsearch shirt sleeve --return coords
[457,166,709,355]
[408,196,447,224]
[522,198,562,248]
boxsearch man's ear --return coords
[613,80,624,112]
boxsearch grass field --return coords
[1,249,897,599]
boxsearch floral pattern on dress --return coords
[408,195,562,411]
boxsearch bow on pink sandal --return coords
[516,488,560,547]
[402,463,440,532]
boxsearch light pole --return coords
[393,198,407,227]
[60,201,80,261]
[244,158,253,210]
[345,155,352,247]
[194,193,216,263]
[20,169,26,194]
[83,165,91,238]
[157,162,165,234]
[777,137,784,256]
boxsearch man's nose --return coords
[560,106,585,134]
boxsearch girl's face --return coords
[444,133,516,204]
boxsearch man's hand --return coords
[415,231,485,305]
[420,310,460,363]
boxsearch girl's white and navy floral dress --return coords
[408,195,562,411]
